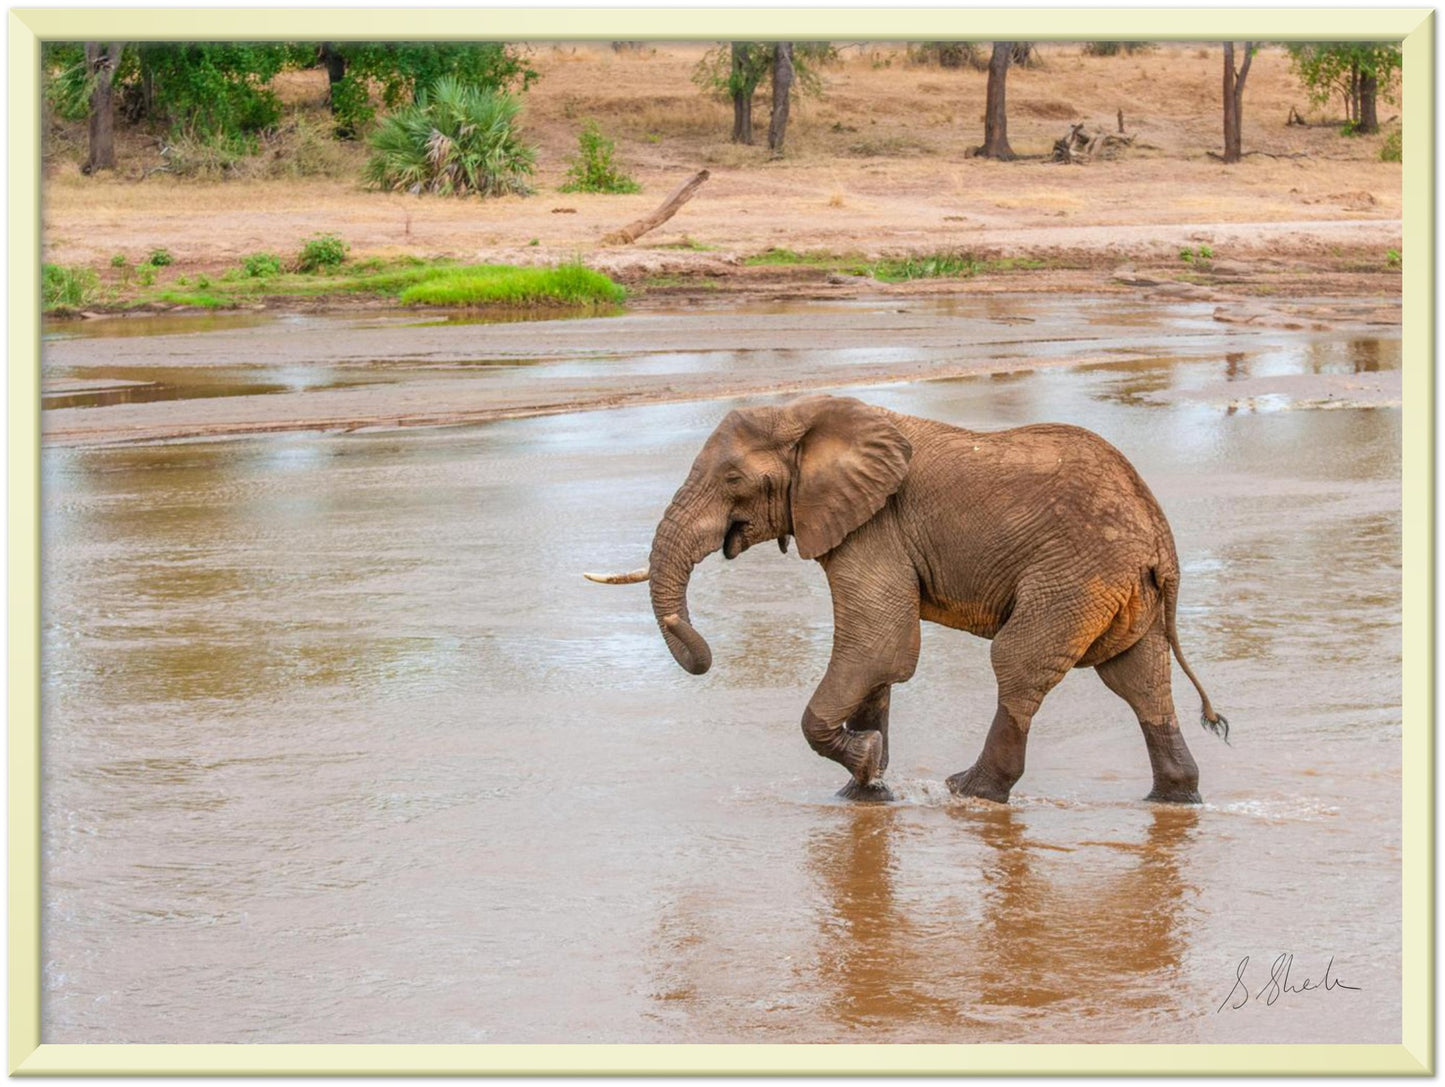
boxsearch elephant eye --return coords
[724,470,745,485]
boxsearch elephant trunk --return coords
[647,487,725,675]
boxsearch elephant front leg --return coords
[802,705,893,803]
[848,685,892,772]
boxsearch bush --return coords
[148,248,175,267]
[560,120,641,194]
[1082,42,1155,57]
[242,252,283,278]
[363,76,535,197]
[110,253,129,268]
[295,234,349,273]
[43,264,100,311]
[1381,129,1402,162]
[159,131,259,179]
[908,42,984,70]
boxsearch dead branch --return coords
[601,169,710,245]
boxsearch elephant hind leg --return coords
[1096,619,1202,804]
[949,589,1111,803]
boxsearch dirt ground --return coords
[41,42,1404,305]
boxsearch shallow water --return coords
[41,301,1401,1044]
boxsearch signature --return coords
[1217,954,1361,1012]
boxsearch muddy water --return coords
[41,304,1401,1044]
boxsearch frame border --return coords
[10,7,1433,1076]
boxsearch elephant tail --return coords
[1156,564,1230,745]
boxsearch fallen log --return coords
[601,169,710,245]
[1051,122,1133,163]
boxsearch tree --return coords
[692,42,834,146]
[81,42,124,172]
[977,41,1015,160]
[729,43,759,144]
[1221,41,1255,164]
[767,42,794,155]
[1287,42,1401,134]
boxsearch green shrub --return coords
[243,251,283,278]
[136,265,157,287]
[1381,129,1402,162]
[363,76,535,197]
[42,264,100,311]
[148,248,175,267]
[109,253,129,268]
[295,233,349,273]
[1198,244,1214,260]
[1082,42,1155,57]
[907,42,984,70]
[1387,248,1401,267]
[560,120,641,194]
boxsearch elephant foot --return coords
[836,778,895,803]
[1145,783,1203,804]
[946,766,1013,804]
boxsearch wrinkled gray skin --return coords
[639,394,1228,804]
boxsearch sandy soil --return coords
[42,42,1404,304]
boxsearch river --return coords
[40,297,1401,1044]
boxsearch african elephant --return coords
[588,394,1228,804]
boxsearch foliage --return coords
[243,252,283,277]
[363,76,535,197]
[41,43,94,121]
[43,41,295,141]
[324,43,537,137]
[110,253,129,268]
[559,120,641,194]
[129,43,291,137]
[42,264,100,311]
[295,233,349,273]
[1380,128,1402,162]
[1386,248,1401,267]
[1287,42,1401,121]
[396,262,625,307]
[147,248,174,266]
[691,42,836,104]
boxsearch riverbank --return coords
[42,43,1403,314]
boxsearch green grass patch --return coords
[398,263,626,308]
[43,263,100,312]
[154,291,231,309]
[745,247,849,268]
[744,247,1053,282]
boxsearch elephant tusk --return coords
[583,566,650,584]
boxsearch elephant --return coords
[587,394,1228,804]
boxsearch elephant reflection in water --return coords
[804,805,1200,1038]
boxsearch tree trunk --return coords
[320,42,347,112]
[730,42,753,144]
[767,42,794,156]
[977,41,1015,160]
[1358,70,1379,133]
[83,42,124,174]
[1221,41,1253,164]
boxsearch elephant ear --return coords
[789,396,912,560]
